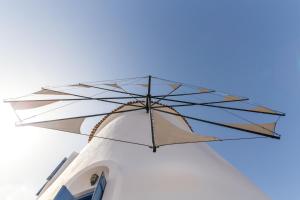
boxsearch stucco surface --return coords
[38,107,269,200]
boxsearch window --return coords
[77,192,93,200]
[54,173,107,200]
[54,186,74,200]
[91,172,107,200]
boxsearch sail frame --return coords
[4,75,285,152]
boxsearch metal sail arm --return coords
[151,98,284,116]
[157,136,268,147]
[151,90,215,98]
[16,106,146,144]
[152,76,214,93]
[152,108,281,139]
[117,84,146,106]
[78,83,145,97]
[40,88,144,108]
[79,76,148,86]
[86,133,151,147]
[61,131,151,147]
[151,76,254,104]
[196,104,285,116]
[151,83,182,107]
[21,120,151,148]
[17,107,145,127]
[4,96,146,103]
[152,97,249,106]
[4,87,146,111]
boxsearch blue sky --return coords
[0,0,299,199]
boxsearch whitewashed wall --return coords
[38,106,270,200]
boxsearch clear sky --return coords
[0,0,299,199]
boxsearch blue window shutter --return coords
[54,186,74,200]
[99,173,106,191]
[77,192,93,200]
[92,173,106,200]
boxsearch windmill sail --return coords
[103,83,122,89]
[153,111,217,146]
[9,100,58,110]
[6,75,284,147]
[5,76,284,200]
[224,95,243,101]
[225,122,276,136]
[251,106,283,115]
[169,83,181,90]
[34,89,71,96]
[19,117,86,134]
[198,87,211,93]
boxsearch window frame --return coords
[54,172,107,200]
[91,172,107,200]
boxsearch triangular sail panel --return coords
[251,106,281,115]
[70,84,92,88]
[226,122,276,136]
[18,117,86,134]
[34,89,71,96]
[198,87,211,93]
[9,100,58,110]
[5,75,285,152]
[103,83,122,89]
[169,83,181,90]
[152,112,217,146]
[224,95,243,101]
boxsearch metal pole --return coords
[145,75,151,113]
[146,75,157,152]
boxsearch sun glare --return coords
[0,103,41,162]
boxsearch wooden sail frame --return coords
[5,75,285,152]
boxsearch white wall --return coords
[39,106,270,200]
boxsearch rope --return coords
[19,77,146,121]
[21,90,111,121]
[157,136,268,147]
[43,129,150,147]
[185,87,281,137]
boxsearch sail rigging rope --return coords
[180,87,281,137]
[15,78,145,122]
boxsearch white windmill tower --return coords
[5,76,285,200]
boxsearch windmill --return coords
[5,75,284,200]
